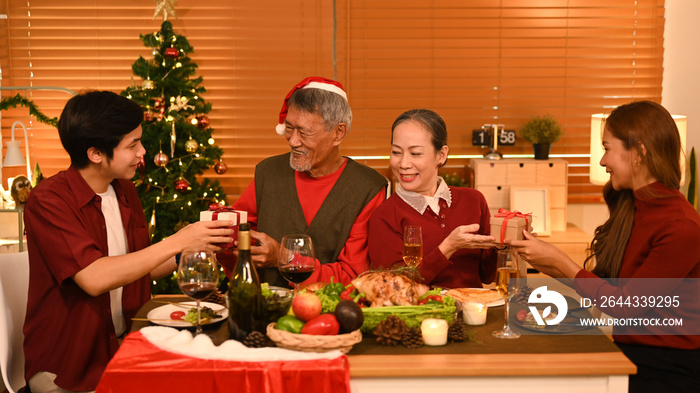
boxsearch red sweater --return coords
[575,182,700,349]
[368,186,496,289]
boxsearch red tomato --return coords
[300,314,340,335]
[170,311,186,320]
[516,310,528,322]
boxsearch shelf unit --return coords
[469,158,568,233]
[0,208,24,252]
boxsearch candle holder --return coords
[420,318,448,346]
[463,303,488,325]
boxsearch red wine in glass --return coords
[279,265,315,284]
[179,282,217,300]
[177,250,219,335]
[278,234,316,292]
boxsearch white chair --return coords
[0,251,29,393]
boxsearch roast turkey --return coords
[351,271,430,307]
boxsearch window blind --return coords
[0,0,665,203]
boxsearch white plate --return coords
[146,301,228,328]
[475,288,505,307]
[441,288,506,307]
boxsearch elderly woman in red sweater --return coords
[368,109,500,289]
[509,101,700,393]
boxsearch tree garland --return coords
[0,93,58,127]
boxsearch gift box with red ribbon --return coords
[490,208,533,244]
[200,208,248,249]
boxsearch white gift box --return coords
[199,209,248,248]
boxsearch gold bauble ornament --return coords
[143,77,155,90]
[184,137,199,153]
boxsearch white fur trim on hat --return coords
[275,76,347,135]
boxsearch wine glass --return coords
[177,250,219,335]
[492,247,521,339]
[278,234,316,293]
[403,225,423,269]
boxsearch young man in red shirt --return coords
[23,91,234,392]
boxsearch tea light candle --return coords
[420,318,448,346]
[463,302,488,325]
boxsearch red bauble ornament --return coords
[214,161,228,175]
[154,151,169,167]
[196,115,210,129]
[209,201,223,210]
[164,47,179,59]
[174,177,190,192]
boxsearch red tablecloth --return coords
[95,331,351,393]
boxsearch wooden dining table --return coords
[122,295,636,393]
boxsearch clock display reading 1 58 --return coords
[471,129,516,147]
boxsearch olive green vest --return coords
[255,153,386,286]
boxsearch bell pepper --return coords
[323,277,344,301]
[276,315,304,334]
[340,285,355,301]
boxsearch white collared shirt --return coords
[395,177,452,215]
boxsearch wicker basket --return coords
[266,323,362,354]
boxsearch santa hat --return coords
[275,76,348,135]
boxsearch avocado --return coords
[334,300,364,333]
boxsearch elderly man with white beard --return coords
[220,76,387,288]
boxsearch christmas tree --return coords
[121,20,227,293]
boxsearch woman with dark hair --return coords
[368,109,499,289]
[509,101,700,393]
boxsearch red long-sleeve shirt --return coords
[368,186,496,289]
[575,182,700,349]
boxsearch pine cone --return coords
[401,327,423,348]
[511,285,534,304]
[373,315,408,346]
[203,290,226,305]
[448,318,468,343]
[242,331,269,348]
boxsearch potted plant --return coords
[519,114,562,160]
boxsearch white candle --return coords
[421,318,448,346]
[463,302,488,325]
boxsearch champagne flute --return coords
[177,250,219,335]
[278,234,316,293]
[403,225,423,269]
[492,247,521,339]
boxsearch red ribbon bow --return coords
[210,206,238,213]
[494,208,531,244]
[208,207,241,249]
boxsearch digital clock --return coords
[471,129,516,147]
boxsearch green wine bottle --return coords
[227,223,263,341]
